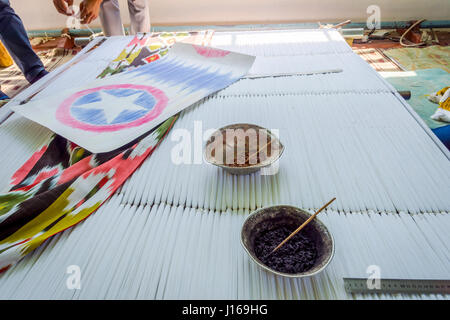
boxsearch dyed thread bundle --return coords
[0,29,448,299]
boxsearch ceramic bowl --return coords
[204,123,284,175]
[241,205,334,278]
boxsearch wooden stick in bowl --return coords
[271,197,336,253]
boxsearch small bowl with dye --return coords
[241,205,334,278]
[204,123,284,175]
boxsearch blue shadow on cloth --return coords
[381,68,449,129]
[432,125,450,151]
[381,68,450,150]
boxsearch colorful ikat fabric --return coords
[0,31,221,272]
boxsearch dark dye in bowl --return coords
[254,225,317,274]
[241,205,334,278]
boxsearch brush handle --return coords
[272,197,336,253]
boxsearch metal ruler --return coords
[344,278,450,295]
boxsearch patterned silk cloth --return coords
[0,31,212,272]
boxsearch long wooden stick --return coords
[245,138,272,164]
[271,197,336,253]
[244,68,343,79]
[332,20,352,29]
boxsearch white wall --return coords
[9,0,450,31]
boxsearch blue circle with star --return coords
[70,88,156,125]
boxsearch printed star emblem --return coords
[74,90,146,124]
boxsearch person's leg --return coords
[0,0,47,83]
[127,0,150,34]
[99,0,125,36]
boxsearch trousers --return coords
[0,0,45,83]
[99,0,150,36]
